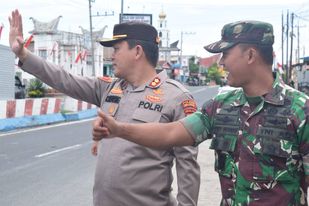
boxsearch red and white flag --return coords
[24,35,34,48]
[49,41,58,56]
[0,23,4,40]
[75,51,82,63]
[81,50,88,60]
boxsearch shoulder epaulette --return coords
[165,79,189,93]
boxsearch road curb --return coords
[0,108,97,132]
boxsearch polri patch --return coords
[182,99,197,116]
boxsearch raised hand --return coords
[8,9,27,59]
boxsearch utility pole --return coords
[120,0,124,23]
[297,22,300,64]
[88,0,95,76]
[286,10,289,83]
[281,11,284,81]
[88,0,114,76]
[179,31,195,78]
[289,12,294,83]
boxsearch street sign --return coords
[120,13,152,25]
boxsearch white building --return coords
[17,16,106,82]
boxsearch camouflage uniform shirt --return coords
[181,73,309,206]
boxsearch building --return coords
[157,10,180,79]
[0,44,15,100]
[17,15,106,82]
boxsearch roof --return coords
[158,61,172,69]
[199,54,221,68]
[29,16,62,34]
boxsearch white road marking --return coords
[35,144,82,158]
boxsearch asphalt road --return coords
[0,85,219,206]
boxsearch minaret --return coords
[157,10,169,48]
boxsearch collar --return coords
[262,72,285,105]
[126,70,168,92]
[146,70,168,89]
[228,72,285,107]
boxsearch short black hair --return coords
[239,43,273,66]
[126,39,159,67]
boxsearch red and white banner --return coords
[0,97,96,119]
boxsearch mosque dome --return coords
[159,11,166,19]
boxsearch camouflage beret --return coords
[204,20,274,53]
[99,22,160,47]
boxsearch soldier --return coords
[93,20,309,206]
[9,9,200,206]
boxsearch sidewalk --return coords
[172,141,221,205]
[196,142,221,205]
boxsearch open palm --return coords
[9,9,24,56]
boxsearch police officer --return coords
[9,9,200,206]
[93,20,309,206]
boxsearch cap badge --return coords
[233,25,243,34]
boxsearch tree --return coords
[27,78,46,98]
[189,56,199,75]
[207,63,224,85]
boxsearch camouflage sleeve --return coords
[169,92,200,206]
[299,100,309,175]
[179,99,214,146]
[20,52,111,106]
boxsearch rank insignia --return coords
[111,88,123,94]
[146,95,162,103]
[99,76,112,83]
[149,77,161,88]
[182,99,197,116]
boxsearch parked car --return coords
[15,75,26,99]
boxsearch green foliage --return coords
[189,56,199,74]
[27,78,46,98]
[207,63,223,85]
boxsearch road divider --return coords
[0,97,97,132]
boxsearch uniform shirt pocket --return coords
[132,108,162,123]
[253,126,295,184]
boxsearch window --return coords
[39,50,47,59]
[159,32,162,37]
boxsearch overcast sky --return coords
[1,0,309,62]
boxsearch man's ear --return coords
[247,48,257,64]
[135,45,143,59]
